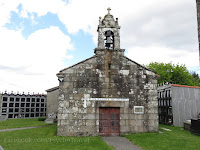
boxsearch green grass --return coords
[0,125,113,150]
[124,124,200,150]
[0,118,53,129]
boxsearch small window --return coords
[36,113,39,117]
[32,98,35,102]
[36,103,40,107]
[9,103,14,107]
[2,103,7,107]
[134,106,144,114]
[26,103,30,107]
[26,98,30,102]
[3,97,7,101]
[15,103,19,107]
[37,98,40,102]
[16,98,20,102]
[2,108,7,113]
[41,99,44,102]
[8,114,13,118]
[21,103,25,107]
[21,98,25,102]
[10,97,14,102]
[9,108,13,112]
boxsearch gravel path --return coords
[102,136,143,150]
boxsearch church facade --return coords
[57,8,159,136]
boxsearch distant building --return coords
[45,86,59,123]
[0,92,46,120]
[158,84,200,127]
[55,8,159,136]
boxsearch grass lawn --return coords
[0,118,53,129]
[124,124,200,150]
[0,125,113,150]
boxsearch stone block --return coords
[81,126,96,132]
[60,114,68,119]
[137,126,144,132]
[63,82,73,89]
[135,114,144,120]
[120,126,130,132]
[120,107,124,113]
[129,114,135,119]
[120,114,129,120]
[129,119,136,126]
[87,114,96,119]
[59,101,64,108]
[148,101,158,107]
[120,120,125,126]
[148,120,157,127]
[69,100,75,107]
[63,101,69,107]
[125,120,129,126]
[61,119,69,126]
[74,94,84,100]
[148,90,157,96]
[79,108,87,114]
[68,113,78,119]
[58,108,63,114]
[148,126,158,132]
[57,126,67,136]
[135,120,143,126]
[86,119,96,126]
[148,114,158,120]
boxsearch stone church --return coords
[56,8,159,136]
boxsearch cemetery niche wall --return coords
[56,8,159,136]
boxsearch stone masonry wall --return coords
[57,49,158,136]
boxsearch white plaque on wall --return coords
[134,106,144,114]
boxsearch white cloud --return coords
[20,0,66,17]
[126,45,199,67]
[0,26,73,93]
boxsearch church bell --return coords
[105,37,113,48]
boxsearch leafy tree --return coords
[147,62,200,86]
[191,72,200,85]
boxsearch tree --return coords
[147,62,200,86]
[191,72,200,85]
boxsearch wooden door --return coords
[99,107,120,136]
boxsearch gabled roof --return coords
[57,51,158,79]
[46,86,59,92]
[59,55,97,72]
[122,55,156,73]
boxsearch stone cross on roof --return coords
[107,7,111,14]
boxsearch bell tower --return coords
[96,8,121,50]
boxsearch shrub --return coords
[38,117,46,121]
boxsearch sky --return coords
[0,0,199,94]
